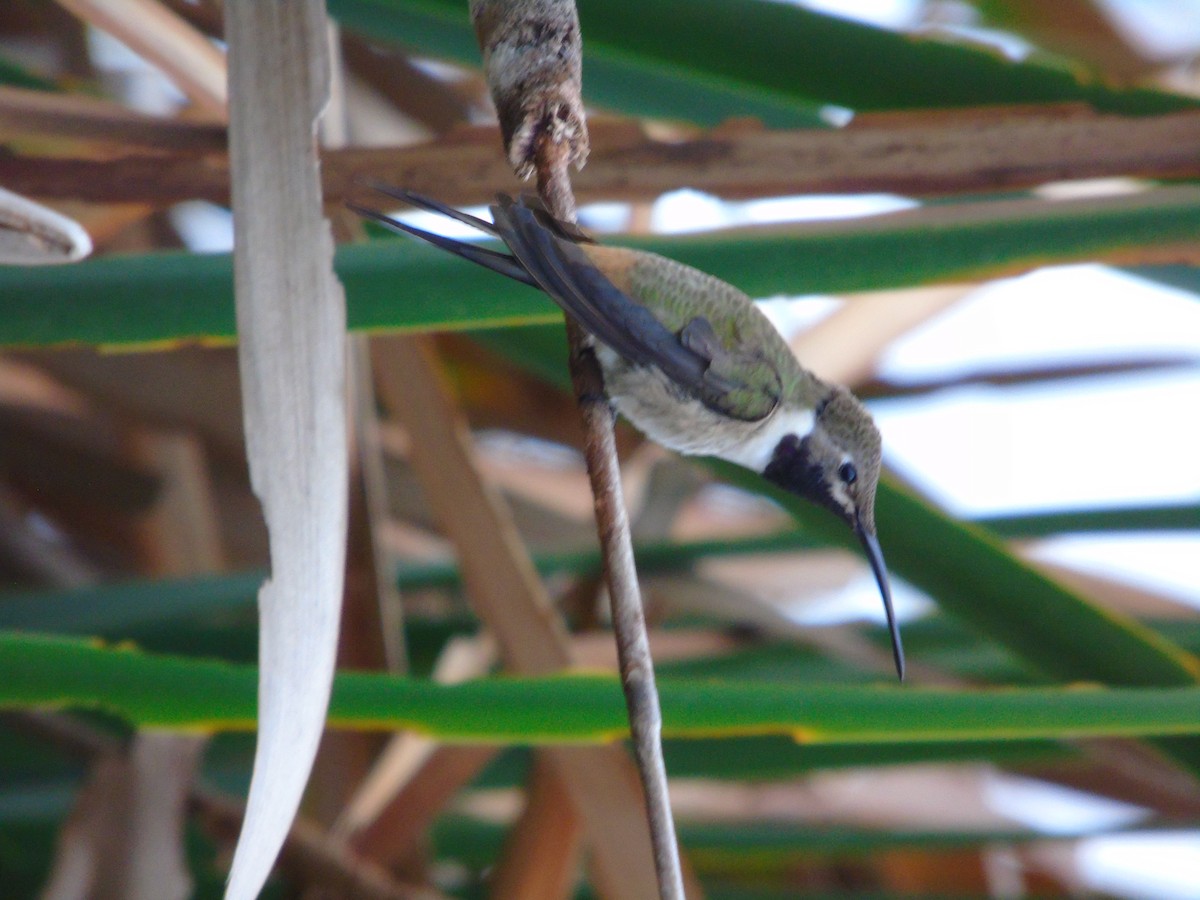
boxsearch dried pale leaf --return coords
[114,734,205,900]
[55,0,227,119]
[0,187,91,265]
[40,754,120,900]
[350,745,501,867]
[193,788,447,900]
[40,733,203,900]
[224,3,348,899]
[665,765,1012,830]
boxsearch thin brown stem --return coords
[534,133,686,900]
[466,1,689,892]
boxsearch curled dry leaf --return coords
[0,187,91,265]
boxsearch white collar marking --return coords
[724,407,816,472]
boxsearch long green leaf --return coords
[982,502,1200,538]
[5,632,1200,743]
[330,0,1195,117]
[2,493,1188,636]
[388,501,1197,589]
[1128,264,1200,297]
[0,573,265,636]
[9,572,1199,706]
[661,734,1067,782]
[6,188,1200,348]
[326,0,826,127]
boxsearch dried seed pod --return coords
[470,0,589,179]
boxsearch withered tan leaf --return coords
[0,187,91,265]
[223,3,348,898]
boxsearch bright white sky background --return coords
[788,3,1200,896]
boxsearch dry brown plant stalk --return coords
[470,1,686,897]
[13,108,1200,207]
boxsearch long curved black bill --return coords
[856,524,905,681]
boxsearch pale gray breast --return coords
[595,344,794,467]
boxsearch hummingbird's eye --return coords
[838,462,857,485]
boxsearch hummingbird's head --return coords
[762,387,904,679]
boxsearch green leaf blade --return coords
[6,633,1200,745]
[330,0,1196,119]
[7,190,1200,349]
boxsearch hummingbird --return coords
[350,185,905,680]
